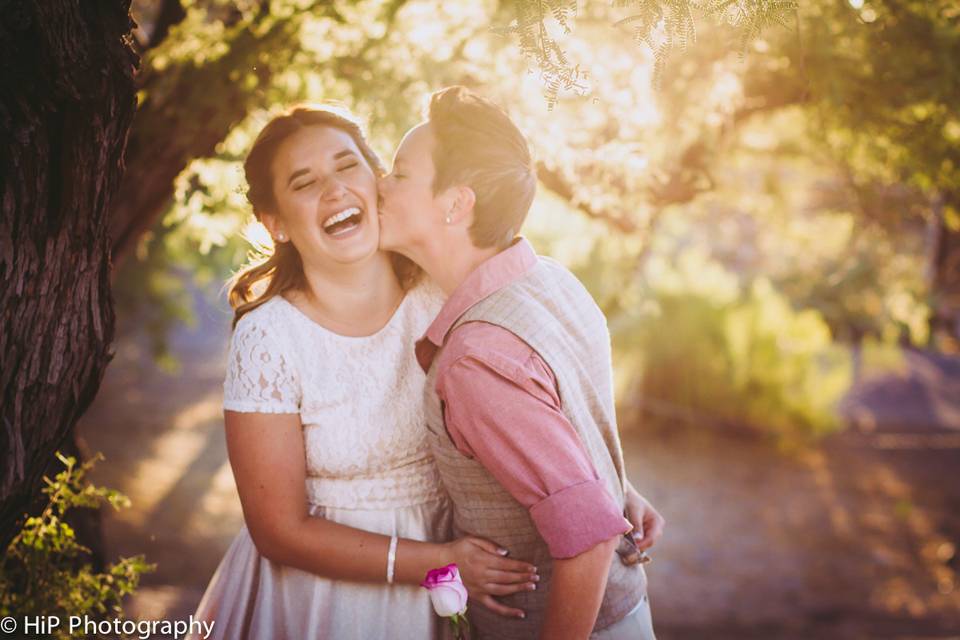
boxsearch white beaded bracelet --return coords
[386,535,398,584]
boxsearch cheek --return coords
[357,179,377,202]
[378,178,399,200]
[273,196,307,226]
[390,185,414,211]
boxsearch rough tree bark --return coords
[0,2,139,549]
[929,193,960,346]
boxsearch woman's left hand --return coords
[624,485,665,552]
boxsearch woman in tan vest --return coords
[379,86,664,639]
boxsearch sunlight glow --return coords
[243,219,275,252]
[187,461,242,539]
[116,394,223,528]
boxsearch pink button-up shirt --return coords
[416,239,631,559]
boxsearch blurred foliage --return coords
[116,0,958,441]
[799,1,960,198]
[632,273,851,446]
[0,454,153,636]
[526,193,851,447]
[500,0,798,103]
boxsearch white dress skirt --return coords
[191,282,453,640]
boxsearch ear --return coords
[259,211,288,243]
[445,185,476,225]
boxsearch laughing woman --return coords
[190,106,538,640]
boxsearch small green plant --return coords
[0,453,154,638]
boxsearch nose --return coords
[319,176,348,201]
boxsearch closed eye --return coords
[337,162,359,172]
[293,180,315,191]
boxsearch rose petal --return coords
[427,583,469,617]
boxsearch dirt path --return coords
[628,425,960,639]
[77,290,960,638]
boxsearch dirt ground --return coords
[77,289,960,639]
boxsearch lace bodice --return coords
[223,280,447,509]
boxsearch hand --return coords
[446,536,538,619]
[624,486,665,552]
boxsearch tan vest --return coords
[423,256,647,639]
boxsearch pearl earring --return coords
[445,215,453,224]
[276,233,286,241]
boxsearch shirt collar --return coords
[416,237,538,372]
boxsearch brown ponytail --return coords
[228,104,420,328]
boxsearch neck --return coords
[413,235,500,296]
[298,251,403,330]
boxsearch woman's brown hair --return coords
[228,104,420,328]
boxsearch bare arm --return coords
[538,535,620,640]
[225,410,537,592]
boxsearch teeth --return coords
[323,207,361,229]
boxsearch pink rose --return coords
[421,563,468,617]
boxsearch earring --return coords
[276,232,286,241]
[445,214,453,224]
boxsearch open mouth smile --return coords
[321,206,363,237]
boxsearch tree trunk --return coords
[929,194,960,349]
[0,1,138,549]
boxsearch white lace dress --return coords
[192,281,452,640]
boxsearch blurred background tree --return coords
[113,0,957,445]
[3,0,958,559]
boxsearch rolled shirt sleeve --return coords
[435,323,631,559]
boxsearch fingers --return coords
[476,595,526,620]
[468,537,508,557]
[484,569,539,585]
[636,515,665,551]
[466,537,537,574]
[490,556,537,574]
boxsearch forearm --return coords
[251,515,451,587]
[539,536,619,640]
[227,411,455,588]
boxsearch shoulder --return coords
[529,256,589,293]
[230,297,289,346]
[437,322,538,380]
[535,254,569,272]
[498,256,603,320]
[223,298,302,411]
[472,256,591,309]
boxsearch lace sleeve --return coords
[223,314,301,414]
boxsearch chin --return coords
[330,244,380,266]
[320,231,379,263]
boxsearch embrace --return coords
[190,86,664,640]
